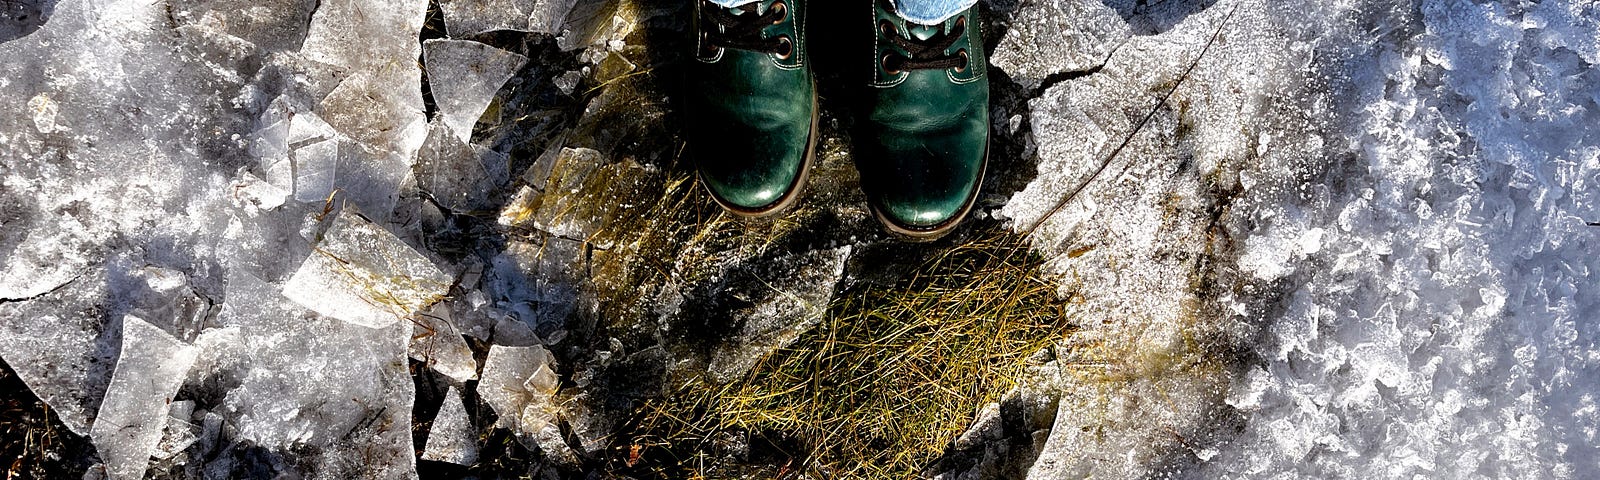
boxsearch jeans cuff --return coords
[705,0,763,8]
[894,0,977,25]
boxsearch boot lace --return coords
[878,0,969,72]
[701,1,793,57]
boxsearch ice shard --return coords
[421,387,479,465]
[89,315,200,480]
[409,303,480,383]
[282,210,452,329]
[478,344,559,432]
[152,400,199,462]
[477,344,573,460]
[292,138,340,204]
[423,39,528,143]
[501,147,652,241]
[414,119,511,213]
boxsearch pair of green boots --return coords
[688,0,988,241]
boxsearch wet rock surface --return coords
[3,0,1598,478]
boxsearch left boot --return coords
[857,0,989,241]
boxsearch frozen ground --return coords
[0,0,1597,478]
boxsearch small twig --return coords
[1587,221,1600,227]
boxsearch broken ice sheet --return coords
[283,210,451,328]
[421,386,479,465]
[205,268,416,477]
[423,39,528,143]
[502,147,653,241]
[89,315,200,480]
[0,270,114,436]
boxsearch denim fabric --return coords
[894,0,977,25]
[704,0,977,25]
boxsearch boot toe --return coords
[693,122,811,214]
[863,134,986,234]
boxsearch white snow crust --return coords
[997,0,1600,477]
[1199,1,1600,477]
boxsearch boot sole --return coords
[701,87,821,219]
[868,141,988,243]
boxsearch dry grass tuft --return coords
[623,231,1077,478]
[0,360,90,479]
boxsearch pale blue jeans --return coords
[706,0,976,25]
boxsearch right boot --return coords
[688,0,818,218]
[855,0,989,241]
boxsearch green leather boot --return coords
[688,0,818,218]
[859,0,989,240]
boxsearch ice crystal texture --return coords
[437,0,579,36]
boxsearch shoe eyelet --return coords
[881,52,903,75]
[954,15,966,30]
[771,0,787,24]
[700,31,721,56]
[879,20,897,38]
[955,49,969,72]
[775,35,794,59]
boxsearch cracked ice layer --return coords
[283,210,451,329]
[89,315,200,480]
[423,39,528,143]
[421,386,479,465]
[985,1,1317,477]
[989,0,1129,90]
